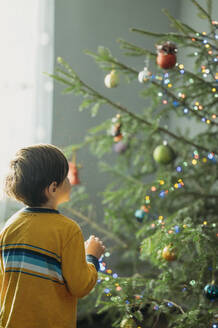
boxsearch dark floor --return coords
[77,312,168,328]
[78,313,113,328]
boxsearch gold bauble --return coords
[120,317,136,328]
[162,245,176,261]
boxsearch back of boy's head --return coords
[4,144,69,207]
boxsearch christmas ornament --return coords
[68,152,80,185]
[104,70,119,88]
[110,114,123,142]
[134,209,146,223]
[120,317,136,328]
[113,141,128,153]
[156,42,177,69]
[211,315,218,328]
[204,283,218,300]
[189,280,196,287]
[134,205,149,222]
[162,245,176,261]
[138,67,152,83]
[153,144,175,164]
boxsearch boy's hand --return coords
[85,235,106,259]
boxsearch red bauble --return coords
[156,42,177,69]
[68,161,80,185]
[157,53,176,69]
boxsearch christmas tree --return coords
[50,0,218,327]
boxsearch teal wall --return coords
[53,0,180,238]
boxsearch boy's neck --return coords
[38,200,58,211]
[39,205,58,210]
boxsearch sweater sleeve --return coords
[61,228,98,298]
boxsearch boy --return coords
[0,144,105,328]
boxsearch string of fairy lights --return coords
[139,67,218,124]
[133,150,218,249]
[97,151,218,319]
[97,21,218,327]
[138,23,218,128]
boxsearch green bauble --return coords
[153,144,175,164]
[120,317,136,328]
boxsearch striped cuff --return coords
[86,254,99,272]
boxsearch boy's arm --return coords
[61,228,98,298]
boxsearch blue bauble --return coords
[134,209,146,223]
[204,284,218,300]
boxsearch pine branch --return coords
[151,80,218,126]
[65,207,128,248]
[62,135,104,154]
[130,28,173,38]
[80,81,215,153]
[85,48,139,74]
[206,98,218,109]
[206,0,212,17]
[54,58,218,154]
[190,0,212,26]
[162,9,193,35]
[183,191,218,200]
[131,27,218,52]
[86,50,218,125]
[87,88,203,146]
[180,68,215,88]
[100,162,147,187]
[148,297,185,314]
[162,299,185,314]
[117,39,156,58]
[131,25,218,50]
[152,312,161,328]
[130,28,198,40]
[100,59,218,127]
[55,60,217,125]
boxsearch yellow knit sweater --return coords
[0,208,98,328]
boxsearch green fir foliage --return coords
[51,0,218,326]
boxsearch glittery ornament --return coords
[104,70,119,88]
[162,245,176,261]
[189,280,196,286]
[110,114,123,142]
[211,316,218,328]
[153,144,175,164]
[134,209,146,222]
[138,67,152,83]
[204,284,218,300]
[113,141,128,153]
[120,317,136,328]
[156,42,177,69]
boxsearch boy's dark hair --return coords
[4,144,69,207]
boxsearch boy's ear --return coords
[46,181,58,196]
